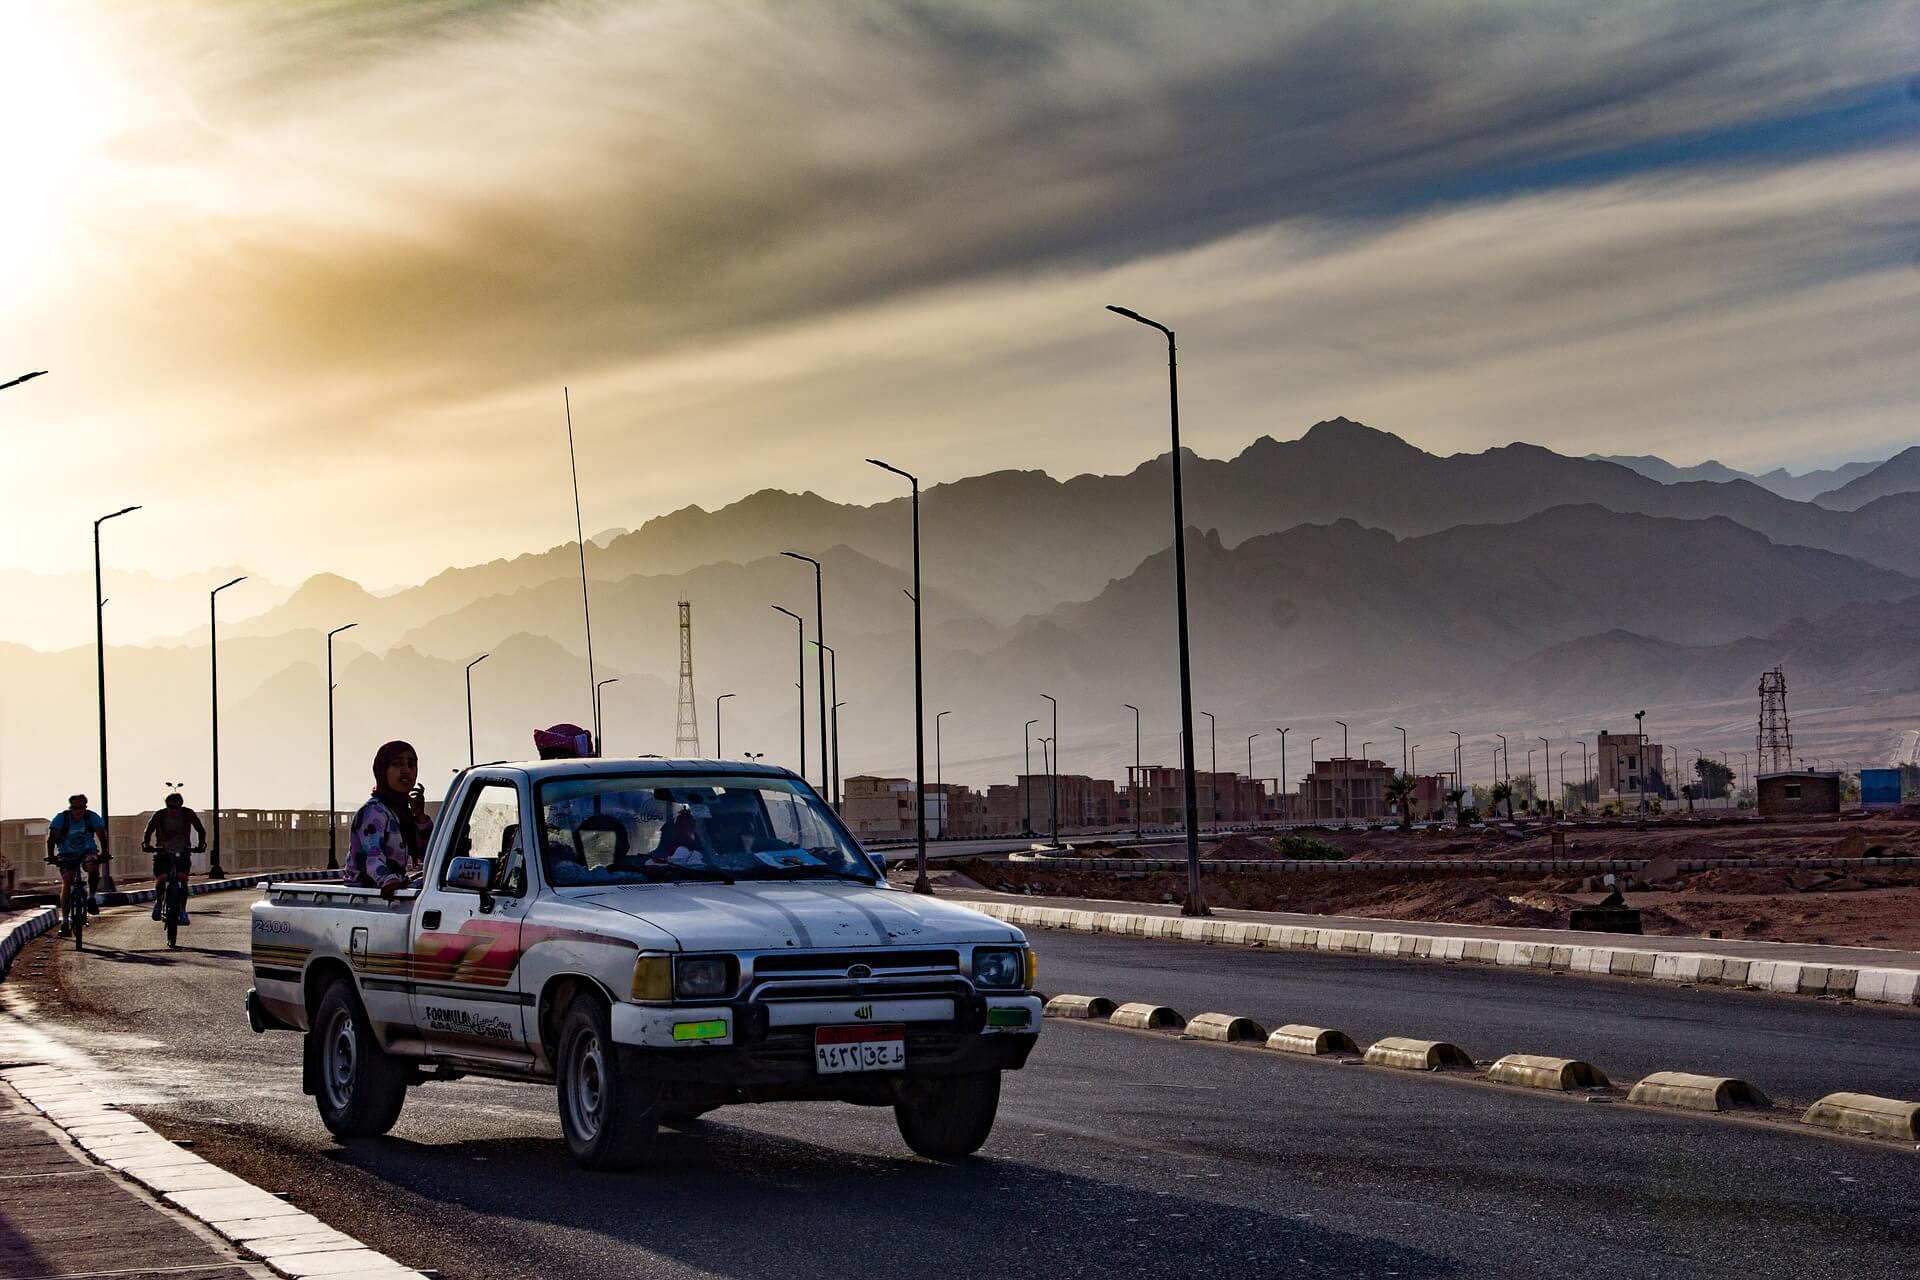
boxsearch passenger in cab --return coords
[344,740,429,898]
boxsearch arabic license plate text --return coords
[815,1024,906,1074]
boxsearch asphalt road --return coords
[1032,931,1920,1105]
[4,898,1916,1280]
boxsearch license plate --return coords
[814,1023,905,1074]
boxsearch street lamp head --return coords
[328,622,358,639]
[781,550,820,568]
[2,370,49,389]
[214,575,247,594]
[867,458,917,485]
[1105,304,1172,336]
[772,604,801,623]
[718,692,736,702]
[98,504,141,526]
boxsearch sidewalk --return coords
[947,888,1920,1005]
[0,1084,273,1280]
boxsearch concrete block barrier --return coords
[0,907,58,979]
[1110,1002,1185,1031]
[1265,1024,1359,1056]
[962,899,1920,1008]
[1364,1037,1475,1072]
[1799,1092,1920,1141]
[1043,994,1116,1020]
[1627,1071,1770,1112]
[1183,1012,1266,1043]
[1487,1054,1611,1091]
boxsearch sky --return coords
[3,0,1918,593]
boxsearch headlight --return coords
[972,947,1024,989]
[673,955,734,1000]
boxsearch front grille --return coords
[752,949,958,977]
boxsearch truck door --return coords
[410,776,535,1065]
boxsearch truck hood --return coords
[566,881,1021,953]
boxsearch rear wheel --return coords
[163,882,180,949]
[894,1070,1001,1160]
[70,893,85,952]
[311,980,409,1138]
[555,995,659,1169]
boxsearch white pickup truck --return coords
[246,758,1041,1168]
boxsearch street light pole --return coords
[1,370,49,391]
[1450,730,1463,815]
[1635,709,1648,828]
[1394,725,1408,777]
[1203,710,1218,825]
[868,458,930,894]
[464,653,490,767]
[812,642,840,808]
[771,605,806,778]
[1495,733,1509,816]
[715,693,735,760]
[783,551,829,795]
[94,504,140,890]
[1539,736,1551,819]
[595,678,620,753]
[1041,693,1059,846]
[1123,704,1142,840]
[1023,719,1038,835]
[1108,304,1207,916]
[935,710,950,839]
[1277,727,1290,822]
[1334,720,1348,821]
[1309,736,1322,820]
[208,575,246,879]
[325,623,358,870]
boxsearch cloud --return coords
[2,0,1916,587]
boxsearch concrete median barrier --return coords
[1043,994,1116,1020]
[1183,1012,1266,1043]
[1364,1037,1475,1071]
[1799,1092,1920,1140]
[1487,1054,1611,1091]
[1265,1025,1359,1056]
[1110,1002,1186,1031]
[1627,1071,1770,1112]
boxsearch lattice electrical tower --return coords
[1756,666,1791,774]
[675,600,701,756]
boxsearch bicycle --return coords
[49,855,95,951]
[146,844,196,950]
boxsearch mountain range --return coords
[7,418,1920,811]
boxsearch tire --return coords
[893,1070,1002,1160]
[310,980,409,1138]
[71,898,85,952]
[555,994,659,1169]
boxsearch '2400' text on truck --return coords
[246,759,1041,1168]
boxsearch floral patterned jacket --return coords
[342,797,429,891]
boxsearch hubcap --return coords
[566,1029,606,1142]
[323,1007,357,1112]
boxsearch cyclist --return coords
[45,794,106,937]
[142,792,206,926]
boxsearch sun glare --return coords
[0,1,136,286]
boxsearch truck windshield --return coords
[535,774,877,888]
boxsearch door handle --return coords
[421,910,441,930]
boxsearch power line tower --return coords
[1757,666,1791,773]
[674,600,701,756]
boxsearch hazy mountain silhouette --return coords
[1813,446,1920,510]
[1590,454,1882,501]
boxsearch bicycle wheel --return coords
[164,889,179,949]
[71,895,86,951]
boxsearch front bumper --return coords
[609,993,1042,1088]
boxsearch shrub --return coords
[1271,834,1347,861]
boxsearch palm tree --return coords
[1384,772,1418,830]
[1489,780,1514,820]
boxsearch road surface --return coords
[4,898,1914,1279]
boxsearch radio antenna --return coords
[565,387,599,749]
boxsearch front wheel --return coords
[555,995,659,1169]
[70,897,85,952]
[310,980,409,1138]
[893,1070,1001,1159]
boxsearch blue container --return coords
[1859,768,1901,807]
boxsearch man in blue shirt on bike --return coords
[46,794,106,937]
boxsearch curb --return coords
[1265,1024,1358,1056]
[0,1000,427,1278]
[1184,1012,1266,1043]
[1487,1054,1610,1091]
[1364,1036,1474,1071]
[1800,1092,1920,1141]
[1008,853,1920,875]
[0,906,58,978]
[969,899,1920,1006]
[1625,1071,1770,1113]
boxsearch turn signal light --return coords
[631,954,671,1001]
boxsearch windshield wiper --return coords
[759,865,876,884]
[648,863,735,885]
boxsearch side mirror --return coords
[869,852,887,877]
[445,857,493,894]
